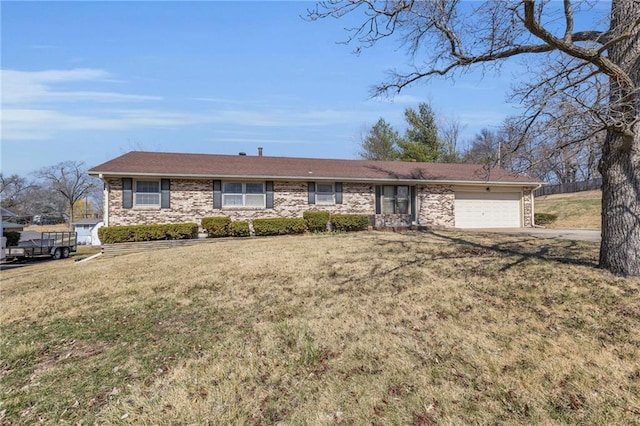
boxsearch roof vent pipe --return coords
[239,152,247,156]
[258,147,263,157]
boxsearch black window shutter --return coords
[375,185,381,214]
[213,180,222,209]
[308,182,316,204]
[161,179,170,208]
[410,186,416,221]
[335,182,343,204]
[122,178,133,209]
[266,181,274,208]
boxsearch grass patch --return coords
[535,190,601,229]
[23,224,71,233]
[1,230,638,424]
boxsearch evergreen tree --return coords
[359,118,400,160]
[398,103,445,162]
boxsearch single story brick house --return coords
[88,150,542,230]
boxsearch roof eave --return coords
[89,170,542,187]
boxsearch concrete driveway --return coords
[470,228,601,243]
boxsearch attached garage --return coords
[454,190,522,228]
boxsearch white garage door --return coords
[455,191,521,228]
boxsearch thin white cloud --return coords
[191,95,302,106]
[207,137,312,145]
[2,105,373,140]
[1,108,211,140]
[207,108,372,127]
[1,69,161,104]
[192,97,252,104]
[1,68,378,141]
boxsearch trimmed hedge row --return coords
[253,218,307,236]
[202,216,231,238]
[201,216,251,237]
[229,221,250,237]
[98,223,198,244]
[330,214,370,232]
[101,213,370,244]
[303,211,330,232]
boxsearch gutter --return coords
[88,171,543,187]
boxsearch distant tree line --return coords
[1,161,102,225]
[359,102,602,185]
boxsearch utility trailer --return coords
[3,232,78,261]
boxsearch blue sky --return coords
[2,1,534,177]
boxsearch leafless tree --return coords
[88,182,105,219]
[480,113,604,184]
[22,185,67,219]
[308,0,640,276]
[35,161,99,228]
[463,128,502,167]
[439,116,463,163]
[0,173,35,213]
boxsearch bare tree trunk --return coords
[69,204,75,232]
[600,132,640,276]
[599,0,640,276]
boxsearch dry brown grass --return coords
[23,224,71,232]
[1,230,639,425]
[535,190,602,229]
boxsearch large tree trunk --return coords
[599,132,640,276]
[598,0,640,276]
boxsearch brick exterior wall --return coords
[416,185,455,227]
[523,188,533,227]
[374,214,412,228]
[104,177,534,229]
[105,178,374,228]
[106,178,214,227]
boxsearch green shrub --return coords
[4,231,20,247]
[330,214,370,232]
[228,221,250,237]
[164,223,198,240]
[201,216,231,238]
[535,213,558,226]
[252,218,307,236]
[303,211,330,232]
[98,223,198,244]
[98,226,134,244]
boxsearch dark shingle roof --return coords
[89,151,541,185]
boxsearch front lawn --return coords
[1,230,638,424]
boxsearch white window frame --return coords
[222,182,266,208]
[315,183,335,205]
[134,179,161,207]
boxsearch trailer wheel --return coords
[52,248,62,260]
[62,247,70,259]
